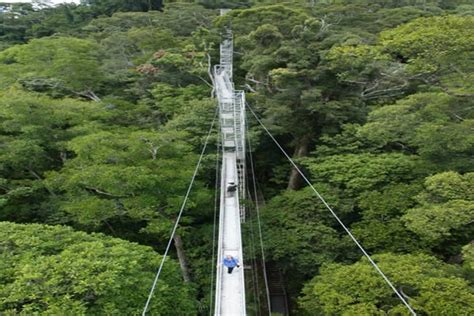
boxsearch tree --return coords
[84,3,216,37]
[258,186,356,299]
[381,15,474,96]
[324,14,474,102]
[45,128,197,228]
[0,222,195,315]
[223,4,370,189]
[0,37,103,100]
[402,172,474,254]
[0,91,107,223]
[146,46,213,87]
[299,253,474,315]
[0,3,34,45]
[358,92,474,172]
[463,242,474,282]
[197,0,252,9]
[25,3,89,38]
[1,1,473,314]
[351,183,427,253]
[326,44,410,100]
[302,153,426,196]
[80,0,164,15]
[44,126,213,281]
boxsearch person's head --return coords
[226,255,233,260]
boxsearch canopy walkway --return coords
[143,9,417,316]
[213,11,247,314]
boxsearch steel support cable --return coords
[245,186,262,315]
[246,125,272,315]
[142,110,218,316]
[209,141,221,316]
[246,104,417,316]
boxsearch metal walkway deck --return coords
[214,10,247,315]
[215,152,246,315]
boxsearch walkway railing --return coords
[214,9,247,315]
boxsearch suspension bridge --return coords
[213,19,247,315]
[142,9,417,316]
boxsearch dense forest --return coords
[0,0,473,315]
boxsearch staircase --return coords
[266,265,289,315]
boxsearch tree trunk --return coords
[287,136,310,190]
[173,234,191,283]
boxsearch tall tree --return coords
[0,37,103,100]
[0,91,107,223]
[0,222,195,314]
[299,253,474,315]
[402,172,474,256]
[81,0,164,15]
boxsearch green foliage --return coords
[381,15,474,95]
[0,3,34,44]
[0,37,102,96]
[82,0,164,15]
[402,172,474,248]
[0,222,195,315]
[150,83,209,119]
[0,1,209,313]
[0,91,107,222]
[198,0,252,9]
[1,1,473,314]
[303,153,425,196]
[45,128,201,233]
[148,46,211,87]
[352,219,425,254]
[327,45,391,81]
[299,253,474,315]
[359,92,474,171]
[227,3,474,307]
[259,186,354,275]
[463,243,474,274]
[358,183,421,221]
[257,185,357,301]
[351,183,426,253]
[85,4,216,37]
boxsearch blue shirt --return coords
[223,257,239,268]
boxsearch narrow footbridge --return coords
[213,11,247,316]
[144,9,417,316]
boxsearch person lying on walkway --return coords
[223,255,240,274]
